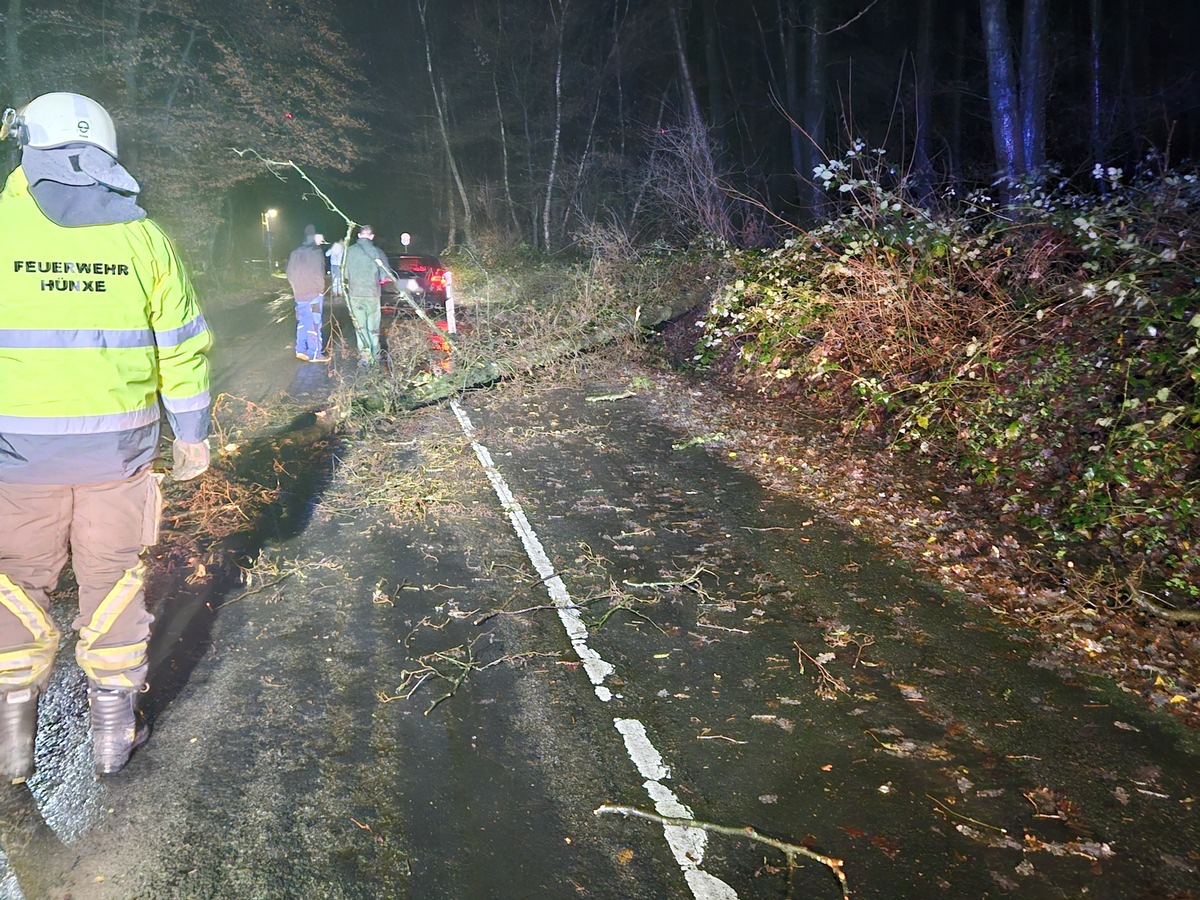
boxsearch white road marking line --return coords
[450,400,738,900]
[450,408,615,699]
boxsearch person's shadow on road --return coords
[141,407,344,724]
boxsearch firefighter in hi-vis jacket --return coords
[0,92,212,778]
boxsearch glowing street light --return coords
[262,208,278,272]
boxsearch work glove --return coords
[171,439,210,481]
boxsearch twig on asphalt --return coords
[622,564,715,597]
[213,574,293,609]
[424,643,475,714]
[926,793,1007,834]
[473,603,583,626]
[795,640,850,700]
[379,639,555,714]
[697,732,747,744]
[696,620,750,635]
[592,594,668,633]
[594,804,849,899]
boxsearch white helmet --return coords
[10,92,119,157]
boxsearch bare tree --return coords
[542,0,568,251]
[418,0,473,251]
[667,2,730,241]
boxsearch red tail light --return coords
[429,269,447,289]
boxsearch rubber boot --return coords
[89,688,149,776]
[0,688,38,783]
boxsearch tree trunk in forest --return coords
[121,0,142,170]
[417,1,472,251]
[775,0,805,206]
[668,1,727,241]
[444,149,459,253]
[979,0,1024,187]
[630,92,669,225]
[492,73,524,240]
[911,0,935,206]
[1119,0,1142,159]
[702,0,725,161]
[440,81,472,251]
[520,101,540,246]
[947,6,966,180]
[542,0,568,251]
[802,0,827,219]
[165,27,197,112]
[612,0,627,160]
[5,0,26,104]
[1018,0,1047,173]
[1089,0,1106,192]
[564,83,603,235]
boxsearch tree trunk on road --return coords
[402,281,703,409]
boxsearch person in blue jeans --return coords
[285,225,330,362]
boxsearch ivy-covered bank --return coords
[696,150,1200,609]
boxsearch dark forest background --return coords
[1,0,1197,263]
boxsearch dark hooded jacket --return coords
[286,226,327,298]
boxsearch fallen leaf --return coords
[616,848,633,865]
[871,834,901,858]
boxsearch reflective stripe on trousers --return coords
[0,469,160,690]
[75,562,149,689]
[0,574,61,689]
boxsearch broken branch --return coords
[594,804,848,898]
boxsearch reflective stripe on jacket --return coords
[0,166,212,484]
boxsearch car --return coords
[381,253,451,313]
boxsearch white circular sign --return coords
[401,232,411,247]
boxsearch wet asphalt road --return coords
[1,290,1199,899]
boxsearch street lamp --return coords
[261,208,278,272]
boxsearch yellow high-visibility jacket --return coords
[0,166,212,484]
